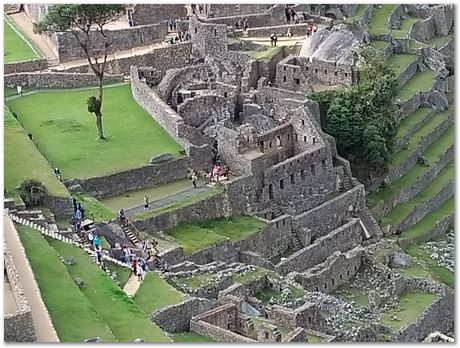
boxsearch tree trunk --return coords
[96,78,105,139]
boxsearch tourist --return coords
[234,21,239,30]
[12,111,18,119]
[173,20,177,30]
[314,25,318,33]
[285,7,291,23]
[16,85,22,96]
[302,12,308,21]
[95,246,103,265]
[123,245,132,264]
[243,19,249,31]
[54,167,61,181]
[87,230,94,245]
[273,34,278,46]
[74,208,82,230]
[191,4,196,15]
[77,203,85,220]
[144,195,149,209]
[28,132,33,141]
[132,258,138,276]
[72,198,77,213]
[294,13,299,24]
[170,37,175,44]
[191,172,198,189]
[136,260,144,281]
[169,19,174,31]
[139,257,148,272]
[92,235,101,250]
[222,166,229,179]
[118,209,128,226]
[286,28,292,38]
[199,4,204,14]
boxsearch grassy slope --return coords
[396,107,432,140]
[4,19,38,63]
[427,35,453,49]
[367,5,398,35]
[245,46,282,61]
[4,107,70,197]
[16,225,115,342]
[106,261,132,288]
[391,16,420,39]
[133,272,185,314]
[171,332,216,342]
[166,215,267,255]
[397,70,436,102]
[7,85,183,180]
[386,54,418,76]
[48,239,171,342]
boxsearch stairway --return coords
[270,205,284,220]
[290,232,303,251]
[358,207,383,239]
[205,66,216,89]
[123,224,140,245]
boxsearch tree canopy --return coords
[311,45,399,168]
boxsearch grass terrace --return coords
[4,107,70,199]
[390,16,420,39]
[408,39,428,49]
[368,126,454,210]
[369,40,388,51]
[74,192,116,222]
[401,197,453,242]
[17,225,116,342]
[397,70,436,102]
[367,5,398,36]
[382,163,453,227]
[396,107,433,140]
[4,19,40,63]
[171,332,216,342]
[48,238,171,342]
[106,261,131,288]
[427,35,453,49]
[381,291,437,329]
[132,185,224,221]
[344,4,367,23]
[244,46,282,61]
[133,272,185,314]
[6,84,184,180]
[166,215,267,255]
[386,54,418,76]
[391,106,452,168]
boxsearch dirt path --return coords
[4,217,60,342]
[8,12,58,61]
[122,274,142,297]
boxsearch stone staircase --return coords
[290,231,303,251]
[270,205,284,220]
[4,4,21,14]
[342,176,359,191]
[122,222,141,246]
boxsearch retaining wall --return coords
[4,58,47,74]
[409,16,436,43]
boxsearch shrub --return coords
[18,179,48,207]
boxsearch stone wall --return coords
[293,185,366,240]
[294,247,364,293]
[132,192,228,233]
[189,16,228,61]
[275,218,363,275]
[4,72,124,89]
[397,58,419,87]
[190,320,256,342]
[131,4,187,26]
[395,108,435,152]
[4,243,37,342]
[409,16,436,43]
[49,22,169,63]
[150,298,216,332]
[400,213,453,248]
[398,92,421,119]
[393,290,454,342]
[269,302,321,331]
[65,157,189,198]
[44,195,74,218]
[281,327,307,342]
[406,5,454,36]
[239,23,311,38]
[23,4,49,23]
[4,59,47,74]
[388,5,404,30]
[209,4,272,18]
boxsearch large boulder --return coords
[389,251,412,268]
[149,153,173,164]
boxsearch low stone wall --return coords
[44,195,74,218]
[386,113,453,183]
[133,192,228,233]
[4,58,47,74]
[4,243,37,342]
[187,240,240,266]
[409,16,436,43]
[275,218,363,275]
[395,108,435,152]
[393,290,454,342]
[400,213,453,248]
[150,298,216,332]
[282,327,307,342]
[393,182,453,233]
[131,4,187,26]
[65,157,189,198]
[406,4,454,36]
[50,22,168,63]
[4,72,124,89]
[238,23,311,38]
[190,320,256,342]
[397,58,419,87]
[398,92,421,119]
[238,251,275,270]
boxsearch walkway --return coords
[4,217,60,342]
[125,183,212,217]
[122,274,142,297]
[8,12,57,61]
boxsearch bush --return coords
[74,277,86,288]
[18,179,48,207]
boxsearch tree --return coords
[34,5,125,139]
[18,179,48,207]
[311,45,399,169]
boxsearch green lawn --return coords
[171,332,216,342]
[100,178,195,211]
[16,225,116,342]
[74,192,116,222]
[166,215,267,255]
[391,16,420,39]
[402,197,454,241]
[4,19,39,63]
[409,39,428,49]
[4,107,70,198]
[383,163,453,226]
[369,40,388,51]
[396,107,432,140]
[244,46,282,61]
[386,54,418,76]
[397,70,436,102]
[133,272,185,314]
[132,185,224,221]
[404,244,454,287]
[381,291,437,329]
[106,261,131,288]
[368,5,398,35]
[6,84,184,180]
[391,106,452,167]
[48,238,171,342]
[427,35,453,49]
[368,126,454,210]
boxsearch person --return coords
[118,209,128,226]
[132,258,138,276]
[77,203,85,219]
[169,19,173,31]
[286,28,292,38]
[222,166,229,179]
[92,235,101,250]
[95,246,103,265]
[72,197,77,213]
[191,172,197,189]
[199,4,204,14]
[54,167,61,181]
[273,34,278,46]
[243,18,249,31]
[294,13,299,24]
[285,6,291,23]
[123,245,132,264]
[139,257,148,272]
[74,208,82,231]
[136,260,144,281]
[28,132,33,141]
[302,12,307,21]
[191,4,196,15]
[234,21,239,29]
[270,33,275,46]
[170,37,175,44]
[313,25,318,33]
[144,195,149,209]
[16,85,22,96]
[87,230,94,244]
[12,111,18,119]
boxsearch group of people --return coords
[191,4,205,15]
[131,256,149,281]
[285,6,300,24]
[234,18,249,31]
[71,199,86,233]
[306,23,319,37]
[169,30,191,44]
